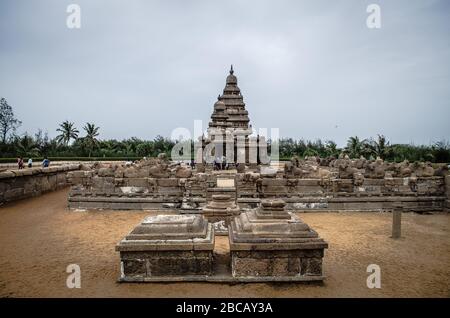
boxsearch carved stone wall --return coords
[67,159,449,212]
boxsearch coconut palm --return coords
[82,123,100,157]
[345,136,367,158]
[371,134,390,159]
[56,121,79,146]
[325,140,339,157]
[14,134,40,157]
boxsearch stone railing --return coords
[0,164,81,205]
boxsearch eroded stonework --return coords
[202,194,240,235]
[229,200,328,280]
[67,155,448,212]
[116,214,214,281]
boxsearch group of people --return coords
[17,157,50,169]
[213,155,228,170]
[186,156,228,170]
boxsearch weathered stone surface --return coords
[66,154,447,213]
[202,194,240,230]
[236,163,245,173]
[229,199,328,279]
[175,167,192,178]
[0,165,80,204]
[116,214,214,279]
[260,166,277,178]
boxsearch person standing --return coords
[222,155,227,170]
[17,157,24,169]
[42,157,50,168]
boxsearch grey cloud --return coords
[0,0,449,146]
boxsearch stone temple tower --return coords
[208,65,252,134]
[201,65,263,165]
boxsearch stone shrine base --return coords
[118,250,325,283]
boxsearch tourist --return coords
[42,157,50,168]
[27,158,33,168]
[190,159,195,169]
[222,155,227,170]
[215,156,221,170]
[17,157,24,169]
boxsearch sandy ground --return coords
[0,188,449,298]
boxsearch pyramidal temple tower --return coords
[208,65,252,134]
[201,65,265,165]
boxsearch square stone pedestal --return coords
[116,214,214,282]
[202,194,240,235]
[229,200,328,281]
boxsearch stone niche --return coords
[116,214,214,281]
[229,199,328,281]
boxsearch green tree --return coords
[345,136,366,158]
[367,134,391,159]
[0,98,22,144]
[14,133,40,157]
[81,123,100,157]
[56,120,79,145]
[431,141,450,163]
[324,140,340,157]
[136,141,154,157]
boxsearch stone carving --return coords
[364,158,387,179]
[174,165,193,178]
[236,163,246,173]
[413,162,435,177]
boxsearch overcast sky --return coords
[0,0,449,146]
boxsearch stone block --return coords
[127,178,149,188]
[157,178,179,187]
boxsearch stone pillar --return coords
[445,175,450,212]
[391,203,402,239]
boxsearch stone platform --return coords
[229,200,328,280]
[116,214,214,281]
[116,200,328,283]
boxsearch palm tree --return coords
[345,136,366,158]
[82,123,100,157]
[56,121,79,146]
[371,134,390,159]
[15,134,40,157]
[325,140,339,157]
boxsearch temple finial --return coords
[230,64,234,74]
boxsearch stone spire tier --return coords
[203,194,240,221]
[229,200,323,244]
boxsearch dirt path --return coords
[0,189,449,297]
